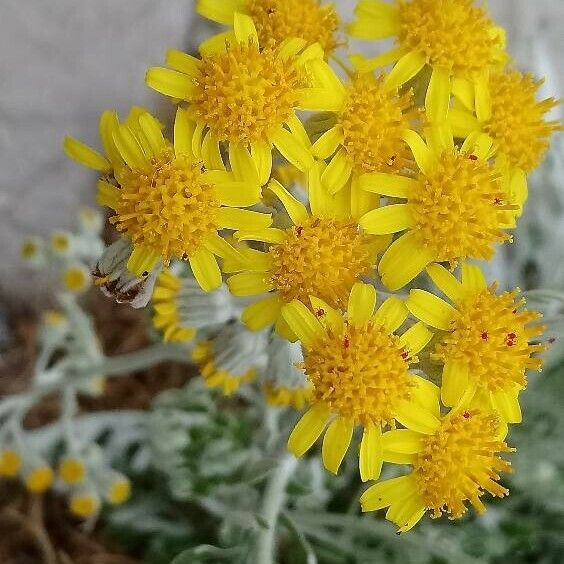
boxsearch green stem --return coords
[255,453,298,564]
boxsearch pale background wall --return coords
[0,0,562,306]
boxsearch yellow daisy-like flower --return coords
[227,165,388,336]
[450,69,562,214]
[193,341,258,396]
[65,107,270,290]
[310,69,420,194]
[146,13,340,178]
[197,0,340,55]
[349,0,507,122]
[62,265,91,294]
[406,263,545,423]
[359,128,515,290]
[361,406,513,532]
[282,282,437,478]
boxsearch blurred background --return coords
[0,1,562,563]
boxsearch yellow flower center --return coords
[247,0,339,54]
[408,151,510,264]
[109,480,131,505]
[434,288,545,392]
[0,450,22,477]
[485,71,561,172]
[59,458,86,484]
[112,150,220,265]
[268,217,374,307]
[63,267,90,293]
[25,467,54,493]
[193,40,303,144]
[304,322,413,426]
[398,0,504,73]
[70,494,99,518]
[338,74,416,174]
[414,409,513,519]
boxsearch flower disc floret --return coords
[398,0,503,73]
[193,40,303,144]
[414,409,512,519]
[305,322,413,427]
[269,217,374,307]
[112,149,220,265]
[408,151,509,264]
[338,74,416,174]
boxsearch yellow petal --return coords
[360,475,415,512]
[474,70,492,122]
[64,137,111,172]
[203,233,243,263]
[229,143,260,185]
[242,295,284,331]
[202,131,226,171]
[233,12,258,44]
[99,111,123,169]
[309,296,344,333]
[268,179,309,224]
[490,389,522,424]
[382,429,423,455]
[312,126,344,160]
[399,322,433,356]
[217,208,272,231]
[461,263,487,294]
[173,107,196,158]
[378,233,434,291]
[384,51,426,91]
[410,376,440,417]
[196,0,245,24]
[360,204,412,235]
[322,148,353,194]
[297,88,344,112]
[227,272,272,297]
[189,248,222,292]
[216,182,261,207]
[272,127,315,172]
[425,264,464,304]
[235,228,287,245]
[452,77,475,110]
[113,125,148,171]
[138,113,166,156]
[127,246,160,277]
[441,360,469,407]
[448,108,480,138]
[96,180,120,209]
[425,67,452,123]
[349,47,402,73]
[349,2,399,39]
[251,141,273,185]
[348,282,377,326]
[395,401,441,435]
[401,130,434,176]
[358,172,415,198]
[145,67,195,100]
[373,296,408,332]
[281,300,325,348]
[405,290,457,331]
[165,49,200,77]
[288,404,331,458]
[359,425,383,482]
[322,417,354,475]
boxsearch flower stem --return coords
[255,453,298,564]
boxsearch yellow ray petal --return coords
[281,300,325,348]
[229,143,260,185]
[322,148,353,194]
[399,322,433,356]
[360,204,412,235]
[233,12,258,44]
[272,127,315,172]
[425,264,464,304]
[441,360,469,407]
[373,296,408,333]
[461,263,487,294]
[242,295,284,331]
[189,248,222,292]
[288,404,331,457]
[196,0,245,24]
[312,126,344,160]
[173,108,196,158]
[406,289,457,331]
[268,179,309,224]
[384,51,426,91]
[227,272,272,297]
[358,172,415,198]
[251,141,273,186]
[217,208,272,231]
[395,401,441,435]
[359,425,383,482]
[145,67,195,100]
[64,137,111,172]
[425,67,452,123]
[348,282,377,326]
[322,417,354,475]
[360,475,416,512]
[165,49,200,77]
[401,130,434,176]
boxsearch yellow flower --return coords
[228,166,389,335]
[192,323,265,396]
[70,492,100,518]
[51,231,72,255]
[310,70,420,194]
[146,14,340,179]
[349,0,507,122]
[197,0,340,55]
[65,107,269,290]
[406,263,545,423]
[59,457,86,485]
[25,466,54,493]
[108,479,131,505]
[152,269,233,342]
[62,265,91,294]
[361,406,513,532]
[450,69,562,214]
[359,128,515,290]
[282,282,436,478]
[264,383,312,410]
[0,450,22,477]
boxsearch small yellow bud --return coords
[25,466,54,493]
[62,265,91,293]
[70,493,100,518]
[108,479,131,505]
[59,458,86,484]
[0,450,22,477]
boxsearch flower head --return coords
[62,264,91,294]
[70,491,100,518]
[361,406,513,532]
[310,70,420,194]
[228,169,388,335]
[146,14,340,178]
[192,322,268,395]
[59,457,86,485]
[0,450,22,477]
[108,479,131,505]
[282,282,436,478]
[197,0,340,54]
[25,465,54,493]
[406,263,545,422]
[349,0,506,122]
[359,129,515,289]
[66,108,268,289]
[152,269,233,342]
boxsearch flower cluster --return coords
[61,0,559,533]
